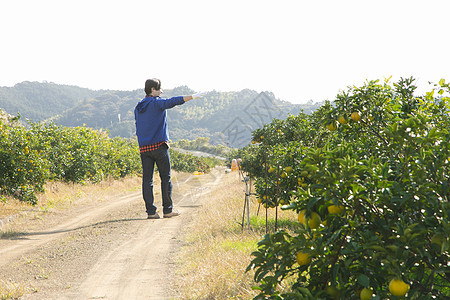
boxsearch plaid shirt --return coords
[139,141,169,154]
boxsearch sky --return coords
[1,0,449,104]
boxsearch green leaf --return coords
[439,78,445,87]
[368,245,386,252]
[357,274,370,287]
[428,127,438,138]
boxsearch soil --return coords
[0,167,226,299]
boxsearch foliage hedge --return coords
[0,117,141,204]
[169,148,222,173]
[171,136,231,157]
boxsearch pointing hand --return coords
[192,91,207,99]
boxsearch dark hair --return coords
[145,78,161,95]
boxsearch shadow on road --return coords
[1,217,147,240]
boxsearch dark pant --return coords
[140,144,173,215]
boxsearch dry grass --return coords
[175,171,298,299]
[0,196,31,220]
[38,175,143,209]
[0,280,26,300]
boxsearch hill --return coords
[0,82,323,148]
[0,81,105,121]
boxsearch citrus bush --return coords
[240,78,450,299]
[0,115,50,203]
[0,117,141,204]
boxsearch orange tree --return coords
[237,107,333,209]
[0,115,50,203]
[241,78,450,299]
[0,118,142,204]
[25,121,141,184]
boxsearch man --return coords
[134,78,205,219]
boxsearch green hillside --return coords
[0,82,323,148]
[0,81,105,121]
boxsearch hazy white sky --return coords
[1,0,449,104]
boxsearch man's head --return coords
[145,78,162,97]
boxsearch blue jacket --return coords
[134,96,185,147]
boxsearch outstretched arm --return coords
[155,92,208,110]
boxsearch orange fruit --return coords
[338,115,348,125]
[360,287,373,300]
[389,278,410,297]
[326,121,337,131]
[296,251,311,266]
[298,210,321,229]
[327,205,345,215]
[351,112,361,122]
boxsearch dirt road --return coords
[0,167,225,299]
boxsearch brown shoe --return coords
[163,210,180,218]
[147,213,160,219]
